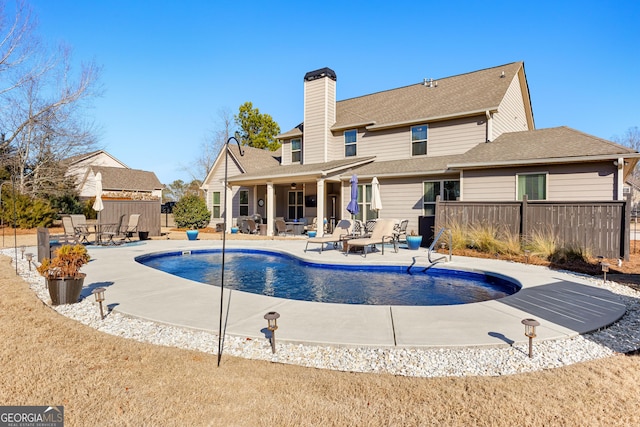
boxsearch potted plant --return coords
[173,195,210,240]
[406,230,423,250]
[37,244,90,305]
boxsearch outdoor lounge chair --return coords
[99,214,126,245]
[275,218,293,236]
[304,219,353,253]
[245,218,259,234]
[344,218,397,257]
[123,214,141,242]
[60,216,80,245]
[70,214,91,244]
[393,219,409,246]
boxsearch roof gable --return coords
[91,166,163,191]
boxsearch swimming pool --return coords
[137,249,520,306]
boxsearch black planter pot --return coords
[46,274,85,305]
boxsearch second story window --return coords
[345,130,357,157]
[412,125,428,156]
[291,138,301,163]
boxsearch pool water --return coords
[137,249,519,306]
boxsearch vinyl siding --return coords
[463,163,617,202]
[330,117,486,163]
[492,73,530,138]
[341,176,454,234]
[303,77,335,164]
[428,116,487,156]
[204,156,244,223]
[281,139,292,164]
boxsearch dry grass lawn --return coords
[2,231,640,425]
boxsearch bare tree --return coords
[0,1,102,196]
[612,126,640,178]
[184,107,234,182]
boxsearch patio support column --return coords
[266,182,274,236]
[317,178,325,234]
[225,183,233,232]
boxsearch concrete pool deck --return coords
[79,239,626,348]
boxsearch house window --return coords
[212,191,221,218]
[517,173,546,200]
[239,190,249,216]
[291,138,301,163]
[423,180,460,215]
[355,184,377,221]
[412,125,428,156]
[345,130,357,157]
[288,191,303,220]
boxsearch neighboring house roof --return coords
[449,126,640,169]
[278,61,529,137]
[66,150,128,168]
[626,175,640,190]
[91,166,163,191]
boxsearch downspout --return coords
[485,110,493,142]
[616,157,624,200]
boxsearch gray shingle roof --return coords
[230,157,374,182]
[451,126,637,167]
[280,62,525,135]
[227,145,281,172]
[92,166,163,191]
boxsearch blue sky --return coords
[27,0,640,184]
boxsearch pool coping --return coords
[81,239,626,348]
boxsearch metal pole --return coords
[12,176,18,275]
[218,135,244,367]
[528,336,533,358]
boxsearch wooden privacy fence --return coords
[435,196,631,260]
[99,199,161,237]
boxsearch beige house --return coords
[66,150,163,200]
[201,62,639,237]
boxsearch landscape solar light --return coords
[524,249,531,264]
[601,262,609,283]
[264,311,280,354]
[521,318,540,358]
[25,253,33,270]
[92,287,106,320]
[20,245,25,259]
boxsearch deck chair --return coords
[245,218,259,234]
[123,214,140,242]
[393,219,409,247]
[70,214,91,244]
[304,219,353,253]
[99,214,126,245]
[61,216,80,244]
[345,218,397,257]
[275,218,293,236]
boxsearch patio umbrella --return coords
[346,174,359,216]
[371,176,382,213]
[92,171,104,224]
